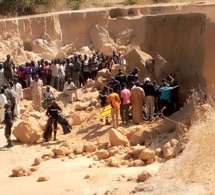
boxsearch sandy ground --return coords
[0,124,161,195]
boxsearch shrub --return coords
[125,0,139,5]
[0,0,58,16]
[68,0,85,10]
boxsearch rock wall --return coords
[0,3,215,96]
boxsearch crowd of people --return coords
[99,68,180,128]
[0,52,124,147]
[0,51,180,147]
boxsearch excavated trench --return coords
[0,3,215,97]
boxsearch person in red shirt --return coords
[106,88,120,128]
[40,61,50,86]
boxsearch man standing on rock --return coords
[131,82,145,124]
[46,100,62,141]
[1,103,14,148]
[3,54,15,83]
[106,88,120,128]
[30,75,43,112]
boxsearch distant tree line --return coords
[0,0,84,16]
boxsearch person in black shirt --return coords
[46,100,62,141]
[98,86,110,125]
[107,78,121,94]
[127,67,139,89]
[166,75,180,113]
[142,77,156,121]
[115,69,126,86]
[1,103,14,148]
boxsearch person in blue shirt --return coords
[159,82,179,116]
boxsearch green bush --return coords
[68,0,85,10]
[0,0,58,16]
[125,0,138,5]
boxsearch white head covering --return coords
[144,77,150,83]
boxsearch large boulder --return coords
[96,149,109,160]
[153,52,168,80]
[72,113,88,125]
[100,43,115,56]
[12,166,32,177]
[109,128,129,146]
[123,47,153,81]
[95,69,111,80]
[13,117,41,143]
[116,28,134,46]
[162,139,180,159]
[139,148,156,160]
[137,170,152,182]
[60,43,76,56]
[90,24,117,52]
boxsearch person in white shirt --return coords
[0,63,5,86]
[0,88,7,124]
[13,78,23,117]
[58,61,65,91]
[50,60,59,90]
[43,86,55,107]
[63,78,78,103]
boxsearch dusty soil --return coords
[0,114,161,195]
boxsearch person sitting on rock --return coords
[46,100,62,141]
[43,86,55,107]
[63,78,78,104]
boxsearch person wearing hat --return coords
[118,51,124,65]
[142,77,156,121]
[46,100,62,141]
[1,103,14,147]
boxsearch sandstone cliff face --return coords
[0,3,215,95]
